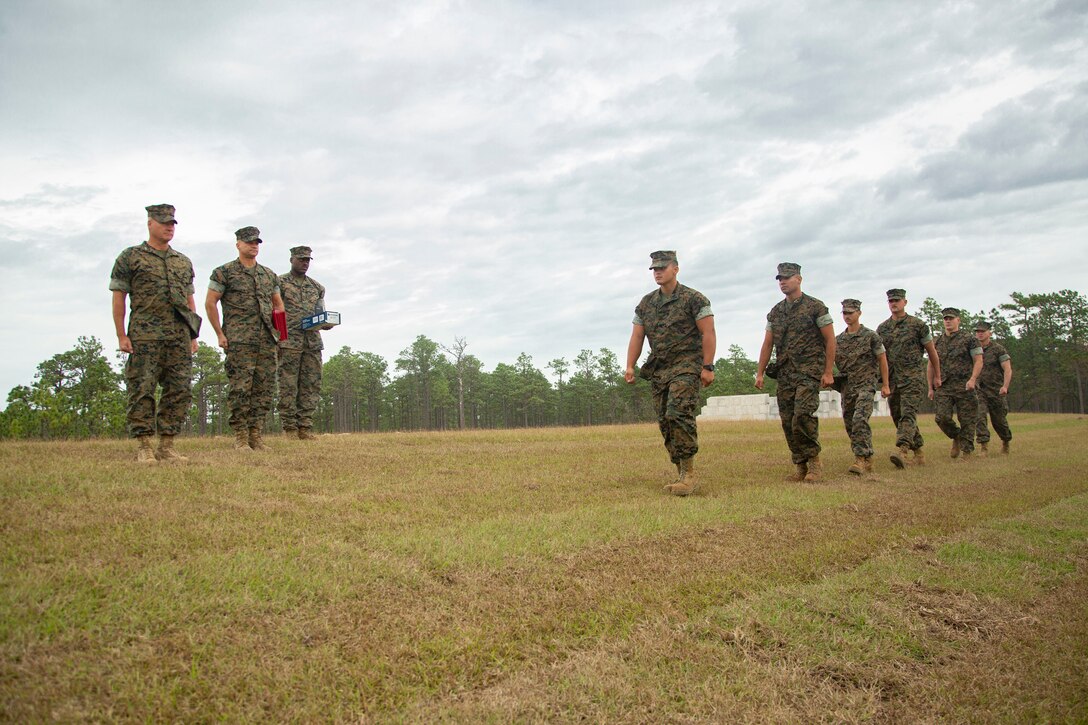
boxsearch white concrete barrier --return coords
[700,390,890,421]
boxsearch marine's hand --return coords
[965,378,976,392]
[999,386,1008,395]
[754,373,764,390]
[881,385,891,398]
[190,339,198,355]
[118,335,133,354]
[624,368,636,384]
[217,332,229,350]
[700,369,714,387]
[820,371,835,388]
[928,388,935,401]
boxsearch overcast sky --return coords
[2,0,1086,400]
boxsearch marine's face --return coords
[975,329,991,345]
[842,309,860,326]
[148,218,176,244]
[291,256,310,275]
[888,298,906,316]
[777,274,800,296]
[236,239,260,259]
[943,315,960,334]
[652,263,678,287]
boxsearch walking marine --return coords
[277,246,328,440]
[930,307,983,459]
[110,204,201,463]
[205,226,285,452]
[626,251,716,496]
[877,288,941,469]
[834,299,890,476]
[756,262,835,483]
[974,320,1013,455]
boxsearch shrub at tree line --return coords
[2,291,1084,438]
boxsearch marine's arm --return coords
[755,330,774,390]
[112,290,132,354]
[624,325,646,384]
[697,315,716,387]
[205,289,227,349]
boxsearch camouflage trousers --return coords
[651,373,700,464]
[777,371,821,465]
[225,342,278,432]
[277,347,323,430]
[934,380,978,454]
[975,387,1012,444]
[841,381,877,458]
[124,337,193,438]
[888,372,926,451]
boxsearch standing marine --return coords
[109,204,201,463]
[755,262,835,483]
[929,307,983,459]
[834,299,890,476]
[877,288,941,469]
[277,246,327,440]
[625,250,716,496]
[205,226,285,452]
[973,320,1013,455]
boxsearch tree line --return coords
[2,290,1084,439]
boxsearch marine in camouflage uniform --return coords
[277,246,326,439]
[834,299,890,475]
[877,288,941,469]
[756,262,836,482]
[931,307,983,458]
[625,251,716,496]
[973,320,1013,454]
[205,226,285,451]
[110,204,201,463]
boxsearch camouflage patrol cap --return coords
[841,298,861,312]
[649,250,677,269]
[886,288,906,300]
[235,226,262,244]
[145,204,177,224]
[775,262,801,279]
[941,307,960,318]
[290,246,312,259]
[974,320,992,331]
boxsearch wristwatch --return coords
[702,364,714,371]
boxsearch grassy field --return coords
[2,413,1087,722]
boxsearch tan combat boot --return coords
[136,435,158,464]
[890,445,911,469]
[784,461,807,482]
[666,458,696,496]
[156,435,189,462]
[950,439,961,459]
[249,427,269,452]
[283,428,297,439]
[232,428,251,451]
[803,456,823,483]
[849,455,873,476]
[913,448,925,466]
[297,428,317,441]
[1001,440,1010,455]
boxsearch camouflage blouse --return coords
[634,283,713,379]
[835,325,885,386]
[109,243,195,342]
[766,293,833,379]
[209,260,280,346]
[278,273,325,351]
[978,341,1011,391]
[876,314,932,381]
[933,330,983,384]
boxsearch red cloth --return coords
[272,309,288,341]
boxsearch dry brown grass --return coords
[2,414,1087,722]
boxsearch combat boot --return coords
[784,461,807,482]
[913,448,925,465]
[136,435,158,464]
[1001,440,1010,455]
[666,458,696,496]
[283,428,298,439]
[156,435,189,462]
[297,428,317,441]
[848,455,870,476]
[232,428,251,451]
[890,445,911,469]
[249,427,269,452]
[978,441,989,457]
[803,456,823,483]
[950,439,961,459]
